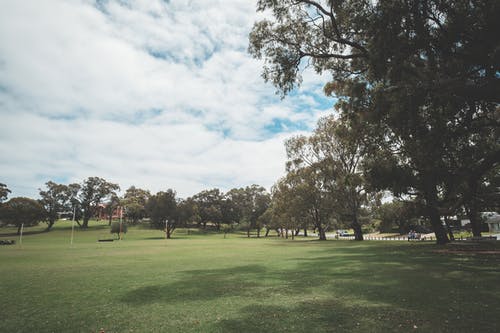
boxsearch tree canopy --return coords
[249,0,500,244]
[0,197,45,234]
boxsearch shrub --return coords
[110,221,128,239]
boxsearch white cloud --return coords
[0,0,333,198]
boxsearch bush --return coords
[110,221,128,238]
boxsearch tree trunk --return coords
[166,226,175,239]
[295,228,300,236]
[45,220,55,231]
[351,217,364,241]
[17,224,22,235]
[303,228,308,237]
[467,206,482,237]
[426,204,449,244]
[424,184,450,244]
[265,228,270,237]
[318,225,326,240]
[82,216,89,228]
[247,228,251,238]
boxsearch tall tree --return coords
[286,116,370,240]
[192,189,224,230]
[0,197,45,234]
[122,186,151,224]
[38,181,69,231]
[146,190,177,239]
[242,185,271,238]
[272,170,332,240]
[176,197,199,227]
[249,0,500,244]
[78,177,120,228]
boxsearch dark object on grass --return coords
[98,239,114,242]
[110,221,128,239]
[0,239,15,245]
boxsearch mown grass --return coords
[1,220,499,333]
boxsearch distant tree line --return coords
[0,179,273,237]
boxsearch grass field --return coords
[1,221,499,333]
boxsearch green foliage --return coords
[278,115,373,240]
[122,186,151,224]
[249,0,500,244]
[79,177,120,228]
[0,197,45,234]
[376,201,420,234]
[146,190,177,238]
[192,188,224,229]
[110,221,127,238]
[38,181,72,230]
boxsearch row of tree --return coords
[248,0,500,244]
[0,179,273,237]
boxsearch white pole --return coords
[70,218,75,246]
[70,206,76,246]
[165,219,168,239]
[119,206,123,240]
[19,223,24,246]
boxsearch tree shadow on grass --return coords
[120,242,500,331]
[214,300,429,333]
[120,265,267,305]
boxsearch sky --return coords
[0,0,334,199]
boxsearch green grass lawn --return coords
[1,221,499,333]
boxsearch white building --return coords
[484,212,500,233]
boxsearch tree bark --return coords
[317,225,326,240]
[467,205,482,237]
[45,220,55,231]
[426,204,449,244]
[303,228,308,237]
[424,183,450,244]
[351,218,364,241]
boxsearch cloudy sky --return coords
[0,0,334,199]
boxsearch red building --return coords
[96,204,123,221]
